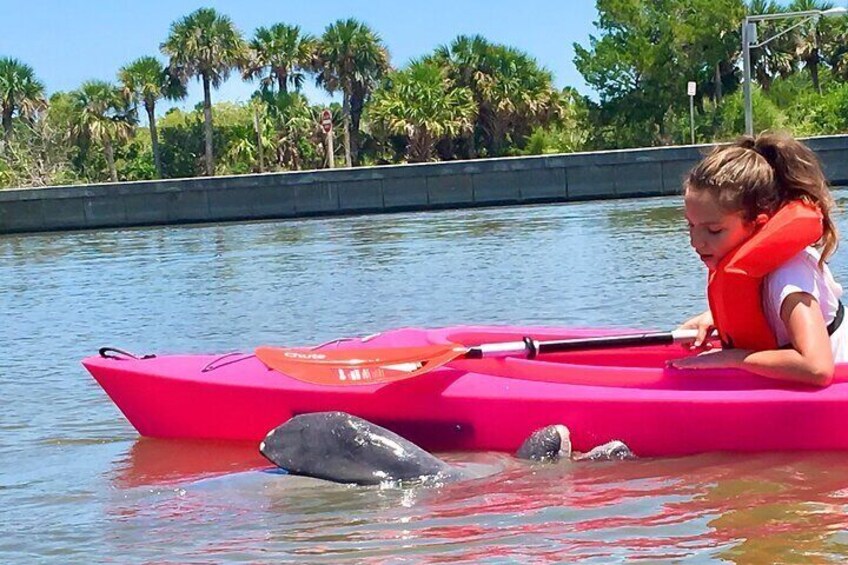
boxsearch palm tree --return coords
[0,57,46,144]
[429,35,492,158]
[430,38,561,156]
[258,90,325,170]
[826,19,848,80]
[431,34,492,100]
[70,80,136,182]
[242,24,315,94]
[161,8,246,175]
[476,46,561,155]
[313,19,390,167]
[788,0,836,93]
[747,0,796,91]
[118,56,186,178]
[368,60,476,162]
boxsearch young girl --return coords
[670,132,846,386]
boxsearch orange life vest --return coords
[707,200,824,350]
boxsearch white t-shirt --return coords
[763,247,848,362]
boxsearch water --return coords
[3,193,848,563]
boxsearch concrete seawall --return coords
[2,135,848,235]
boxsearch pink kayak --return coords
[82,326,848,457]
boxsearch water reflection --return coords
[99,447,848,563]
[111,439,267,488]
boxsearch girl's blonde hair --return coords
[685,132,838,263]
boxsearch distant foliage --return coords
[3,2,848,188]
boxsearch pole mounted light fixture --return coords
[741,6,848,136]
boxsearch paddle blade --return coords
[255,344,467,386]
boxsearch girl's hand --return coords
[668,348,749,370]
[677,310,716,351]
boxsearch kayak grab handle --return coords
[201,352,255,373]
[98,347,156,360]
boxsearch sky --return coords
[0,0,599,113]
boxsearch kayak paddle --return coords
[255,328,700,386]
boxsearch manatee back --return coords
[260,412,451,485]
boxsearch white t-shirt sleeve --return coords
[766,255,819,311]
[763,248,843,348]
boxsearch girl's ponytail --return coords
[751,133,838,263]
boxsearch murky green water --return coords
[3,193,848,563]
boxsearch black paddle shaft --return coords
[534,331,680,356]
[465,330,686,359]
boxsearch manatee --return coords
[260,412,461,485]
[514,425,633,462]
[516,424,572,462]
[260,411,632,485]
[574,440,634,461]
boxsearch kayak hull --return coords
[82,326,848,456]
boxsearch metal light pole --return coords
[742,7,848,136]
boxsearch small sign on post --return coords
[687,81,697,97]
[321,109,334,168]
[687,81,696,145]
[321,109,333,134]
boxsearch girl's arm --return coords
[671,292,834,386]
[734,292,834,386]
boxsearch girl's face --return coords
[684,188,766,270]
